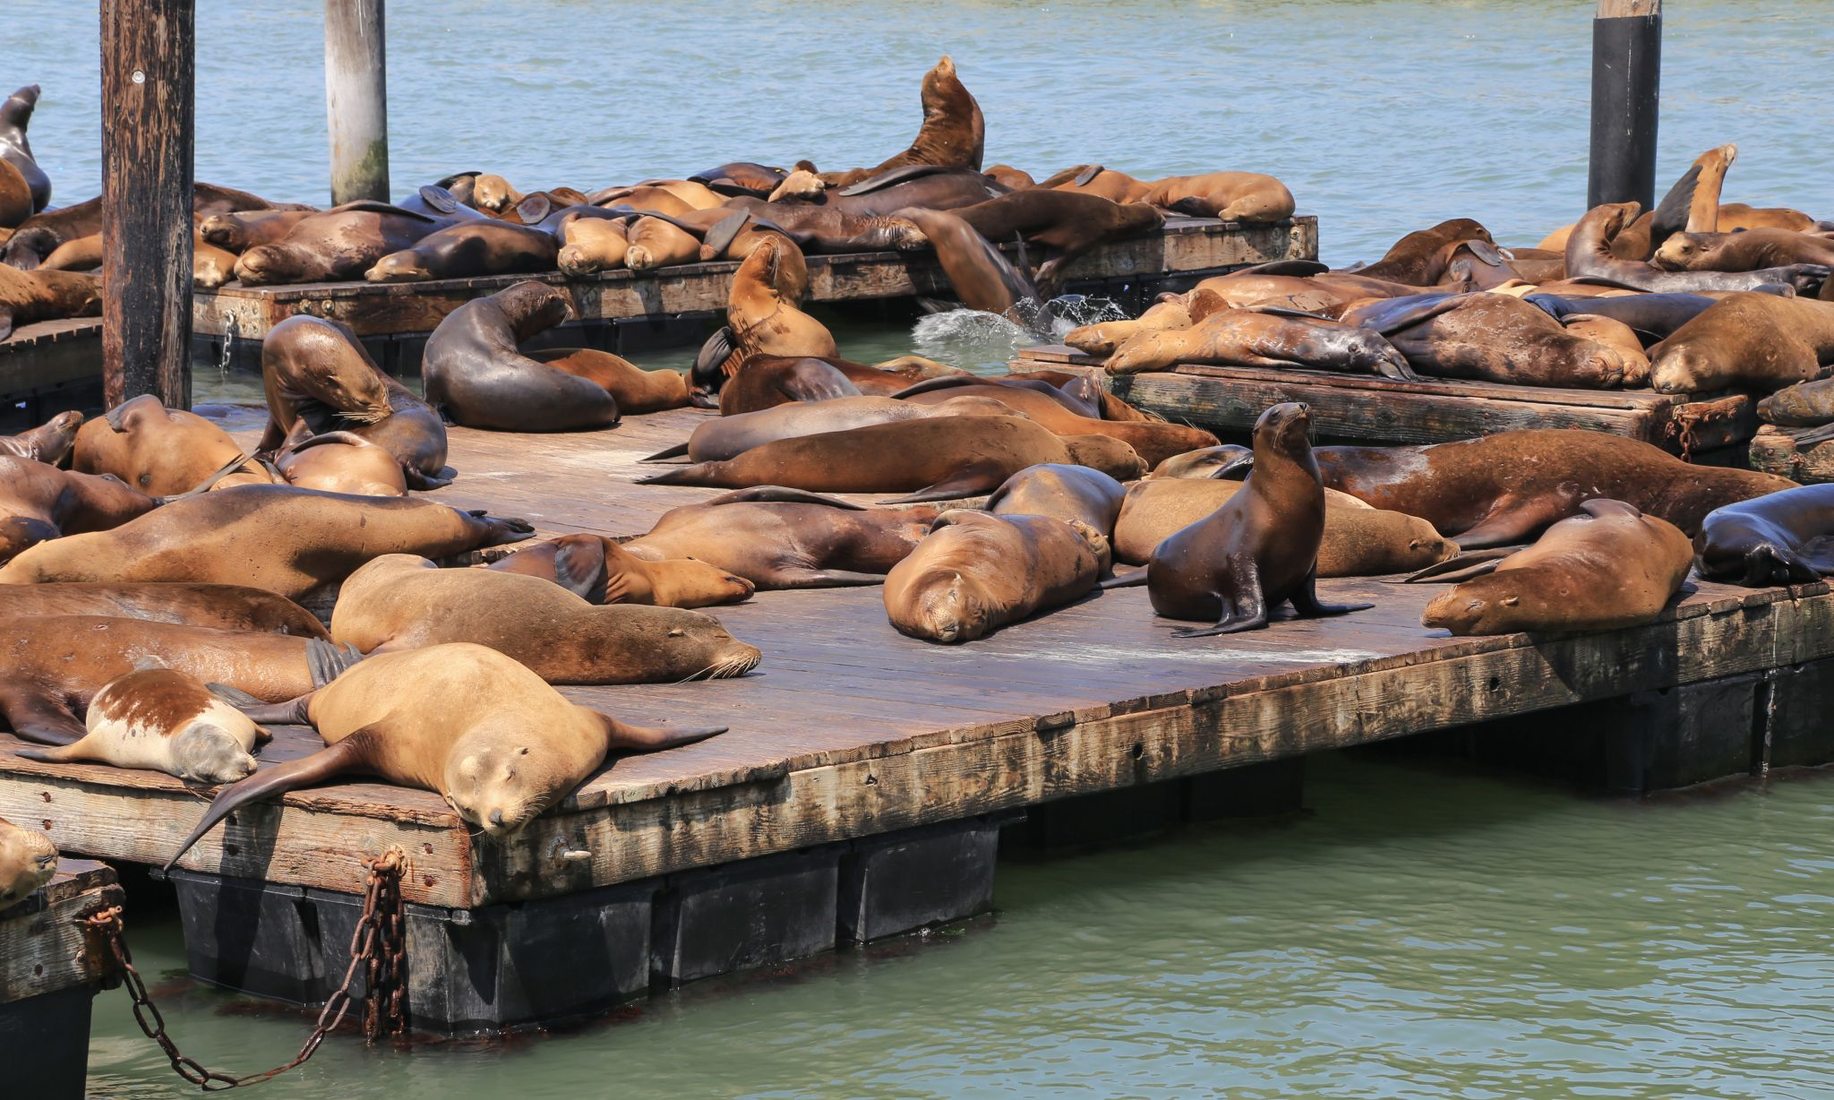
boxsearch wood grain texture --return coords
[1750,423,1834,484]
[1598,0,1660,17]
[0,860,122,1004]
[0,319,104,395]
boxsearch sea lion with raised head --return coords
[1695,485,1834,586]
[0,409,81,463]
[330,555,761,684]
[365,219,558,282]
[0,457,158,564]
[422,281,621,431]
[0,266,100,339]
[0,85,51,214]
[165,643,728,869]
[1419,500,1693,636]
[1648,292,1834,395]
[485,534,754,608]
[0,581,329,637]
[822,56,984,188]
[73,396,273,495]
[984,463,1127,535]
[711,234,838,374]
[0,816,57,909]
[1106,307,1416,380]
[884,510,1107,643]
[15,668,265,783]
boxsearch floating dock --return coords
[0,860,123,1095]
[0,406,1830,1036]
[0,319,105,429]
[1749,423,1834,484]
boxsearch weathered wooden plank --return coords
[0,860,122,1004]
[324,0,390,205]
[0,319,104,396]
[1750,423,1834,484]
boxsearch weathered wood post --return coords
[1587,0,1662,209]
[325,0,390,204]
[100,0,195,409]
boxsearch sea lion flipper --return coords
[601,717,728,752]
[164,735,373,871]
[552,539,611,603]
[0,688,86,747]
[210,689,315,726]
[14,740,92,765]
[700,211,750,258]
[1452,489,1578,549]
[1098,569,1149,590]
[307,639,363,688]
[1800,536,1834,576]
[1205,453,1256,480]
[639,442,691,463]
[1401,548,1515,584]
[1288,572,1374,618]
[703,486,869,509]
[1649,162,1703,250]
[877,461,1007,505]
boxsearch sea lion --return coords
[1137,402,1371,636]
[952,191,1164,286]
[1315,429,1795,546]
[0,160,30,231]
[1138,172,1296,223]
[1695,485,1834,586]
[1349,219,1496,285]
[717,199,931,254]
[1340,292,1644,388]
[365,219,558,282]
[198,208,316,253]
[0,486,532,600]
[0,85,50,213]
[0,616,359,745]
[1521,291,1719,342]
[234,202,454,286]
[984,463,1127,535]
[1146,444,1254,481]
[1565,202,1826,293]
[37,232,103,271]
[645,394,1008,463]
[1420,500,1693,636]
[624,488,941,588]
[15,668,265,783]
[624,215,701,272]
[256,316,451,487]
[165,643,728,868]
[1065,295,1196,356]
[708,353,966,414]
[329,555,761,684]
[883,510,1108,643]
[470,174,522,215]
[0,457,158,564]
[524,347,692,414]
[556,215,629,275]
[1041,164,1151,203]
[486,534,753,608]
[4,182,297,268]
[983,165,1036,191]
[1113,477,1454,576]
[1757,379,1834,427]
[892,378,1220,466]
[0,581,329,637]
[73,396,272,495]
[422,281,622,432]
[271,431,408,497]
[826,56,984,188]
[689,162,790,197]
[636,415,1146,502]
[0,409,81,463]
[715,235,838,373]
[0,816,56,910]
[1106,307,1415,380]
[1648,293,1834,395]
[893,205,1036,314]
[1653,228,1834,274]
[0,266,100,339]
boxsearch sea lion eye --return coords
[519,747,530,755]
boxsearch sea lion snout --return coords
[171,721,259,785]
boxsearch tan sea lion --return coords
[556,215,629,275]
[1065,295,1196,356]
[165,643,728,868]
[1146,444,1254,480]
[891,377,1219,466]
[422,281,621,432]
[365,219,558,282]
[1340,292,1643,388]
[0,581,330,637]
[198,208,316,253]
[884,510,1106,643]
[233,202,455,286]
[1138,172,1296,223]
[525,348,693,414]
[0,456,158,564]
[1106,307,1415,380]
[644,394,1006,463]
[0,265,100,339]
[471,174,523,215]
[0,816,57,909]
[271,431,409,497]
[637,415,1146,502]
[1420,500,1693,636]
[192,232,240,288]
[983,165,1036,191]
[0,159,31,230]
[1040,164,1152,202]
[1653,228,1834,274]
[329,555,761,684]
[38,232,103,271]
[0,85,51,214]
[952,191,1165,285]
[73,396,273,495]
[984,463,1127,535]
[1648,293,1834,394]
[485,534,753,608]
[716,235,837,373]
[0,409,81,463]
[1565,201,1826,293]
[623,215,701,272]
[0,486,532,599]
[15,668,265,783]
[1695,484,1834,586]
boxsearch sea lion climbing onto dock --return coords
[884,511,1109,644]
[15,668,267,784]
[165,643,728,869]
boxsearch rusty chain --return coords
[80,849,406,1091]
[1665,409,1700,462]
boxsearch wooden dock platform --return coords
[1,859,123,1095]
[1012,344,1758,457]
[1,405,1829,1033]
[1750,423,1834,484]
[0,319,104,430]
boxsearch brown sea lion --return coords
[1138,172,1296,223]
[952,191,1165,285]
[1420,500,1693,636]
[365,219,558,282]
[329,555,761,684]
[233,202,454,286]
[0,486,532,599]
[1315,429,1796,546]
[0,265,100,339]
[1696,484,1834,586]
[4,182,300,268]
[15,668,266,783]
[422,281,623,432]
[590,179,727,211]
[884,511,1106,643]
[198,208,316,253]
[0,616,360,745]
[37,232,102,271]
[1113,477,1455,576]
[256,315,451,487]
[0,409,81,463]
[0,85,51,214]
[1340,292,1643,388]
[984,165,1036,191]
[624,487,941,588]
[485,534,753,608]
[471,174,522,215]
[1146,444,1254,480]
[891,377,1220,466]
[1520,291,1720,342]
[0,457,158,564]
[0,581,330,637]
[624,215,701,272]
[73,395,272,495]
[893,205,1036,314]
[716,235,837,372]
[1135,402,1371,635]
[1066,295,1195,355]
[525,348,692,414]
[1757,378,1834,427]
[165,643,728,868]
[192,232,240,288]
[720,199,931,253]
[1566,202,1826,293]
[689,162,790,197]
[1106,307,1415,380]
[709,354,967,414]
[1648,293,1834,394]
[271,431,409,497]
[0,816,57,909]
[1349,219,1496,285]
[645,394,1006,463]
[984,464,1127,535]
[0,160,31,231]
[637,415,1146,502]
[824,56,984,188]
[556,215,629,275]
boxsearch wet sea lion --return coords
[884,510,1106,643]
[1648,293,1834,394]
[952,191,1164,285]
[329,555,761,684]
[485,533,754,608]
[1106,307,1415,380]
[624,488,940,588]
[0,85,50,213]
[0,816,57,909]
[709,354,965,414]
[1138,172,1296,223]
[1695,485,1834,586]
[984,463,1127,535]
[1757,378,1834,427]
[37,232,103,272]
[1137,402,1371,636]
[16,668,265,783]
[637,415,1146,502]
[1420,500,1693,636]
[198,208,316,253]
[73,396,272,495]
[365,219,558,282]
[1146,444,1254,480]
[1341,292,1644,388]
[422,281,621,432]
[1653,228,1834,274]
[0,409,81,463]
[1349,219,1496,285]
[526,348,692,414]
[1566,202,1826,293]
[0,581,329,637]
[1066,295,1196,356]
[166,643,728,867]
[1316,429,1795,546]
[0,457,158,564]
[0,486,532,599]
[893,205,1036,314]
[0,616,359,744]
[234,202,453,286]
[0,265,100,339]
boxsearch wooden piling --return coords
[324,0,390,205]
[1587,0,1663,209]
[100,0,195,409]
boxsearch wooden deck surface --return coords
[1,404,1828,909]
[0,859,120,1004]
[0,318,104,396]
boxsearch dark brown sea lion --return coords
[0,265,99,338]
[0,456,158,564]
[0,616,359,745]
[1566,202,1826,293]
[15,668,266,783]
[1757,379,1834,427]
[1340,292,1644,388]
[1133,402,1370,635]
[233,202,452,286]
[1648,293,1834,395]
[365,219,558,282]
[823,56,984,188]
[985,464,1126,535]
[1420,500,1693,636]
[197,208,317,253]
[636,415,1146,502]
[884,510,1106,643]
[1106,307,1415,380]
[1521,291,1719,342]
[526,348,692,414]
[1653,228,1834,274]
[892,378,1220,466]
[710,354,969,415]
[1695,484,1834,586]
[329,555,761,684]
[0,159,32,231]
[165,643,727,869]
[0,581,330,637]
[1315,429,1796,547]
[0,486,532,599]
[73,396,272,495]
[894,205,1036,314]
[4,182,301,268]
[1349,219,1495,284]
[1137,172,1296,223]
[485,534,753,607]
[952,191,1164,286]
[421,281,621,432]
[718,200,929,254]
[689,162,791,197]
[0,85,51,213]
[624,488,941,588]
[0,409,81,463]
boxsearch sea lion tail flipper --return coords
[1400,548,1516,584]
[639,441,691,463]
[160,450,261,502]
[0,688,86,747]
[206,686,316,726]
[14,741,92,765]
[164,736,372,871]
[404,466,456,491]
[1373,338,1422,382]
[633,464,718,487]
[701,211,750,258]
[601,717,728,752]
[1205,453,1255,480]
[1289,572,1373,618]
[1098,569,1149,590]
[877,461,1007,505]
[307,639,364,688]
[703,486,869,509]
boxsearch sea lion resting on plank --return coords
[73,395,272,495]
[16,668,266,784]
[644,394,1017,464]
[233,201,465,286]
[1565,201,1826,294]
[1695,484,1834,587]
[708,354,966,414]
[0,456,158,565]
[885,511,1108,644]
[1648,292,1834,395]
[0,581,329,637]
[365,219,558,282]
[1105,306,1416,380]
[166,643,728,869]
[198,208,317,253]
[4,182,308,269]
[525,347,694,415]
[0,816,57,909]
[271,431,409,498]
[985,464,1127,537]
[1338,292,1646,389]
[1653,228,1834,274]
[0,409,80,463]
[485,534,754,608]
[0,266,99,340]
[892,377,1219,467]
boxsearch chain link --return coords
[1665,409,1700,463]
[81,849,407,1090]
[217,312,240,381]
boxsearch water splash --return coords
[910,296,1129,374]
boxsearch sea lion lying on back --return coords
[0,456,158,565]
[165,643,728,870]
[0,815,57,909]
[885,511,1108,644]
[485,534,753,608]
[16,668,266,784]
[0,409,81,463]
